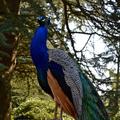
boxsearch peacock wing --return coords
[48,49,83,117]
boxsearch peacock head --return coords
[37,16,50,27]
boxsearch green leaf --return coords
[0,32,13,49]
[0,63,8,71]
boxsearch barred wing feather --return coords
[48,49,83,117]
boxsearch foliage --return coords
[12,97,73,120]
[0,18,15,73]
[12,97,55,120]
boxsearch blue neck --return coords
[30,25,48,71]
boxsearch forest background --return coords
[0,0,120,120]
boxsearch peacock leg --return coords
[54,102,58,120]
[60,107,63,120]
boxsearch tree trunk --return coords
[0,77,11,120]
[0,0,20,119]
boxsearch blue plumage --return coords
[30,24,50,95]
[30,26,48,71]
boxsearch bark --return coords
[0,77,11,120]
[0,0,20,119]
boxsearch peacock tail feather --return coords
[78,70,110,120]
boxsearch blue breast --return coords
[30,26,48,71]
[30,25,52,96]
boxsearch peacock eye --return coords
[37,16,46,22]
[41,19,45,22]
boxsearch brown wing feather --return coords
[47,69,77,118]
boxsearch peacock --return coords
[30,16,109,120]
